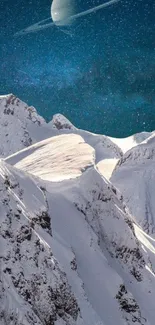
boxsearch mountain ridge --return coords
[1,94,155,325]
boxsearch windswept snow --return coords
[1,94,155,325]
[0,160,80,325]
[108,131,154,154]
[96,158,119,180]
[6,134,95,181]
[111,133,155,235]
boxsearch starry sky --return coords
[0,0,155,137]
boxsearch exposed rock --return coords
[0,161,80,325]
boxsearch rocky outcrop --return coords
[0,94,50,157]
[0,161,80,325]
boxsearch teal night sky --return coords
[0,0,155,137]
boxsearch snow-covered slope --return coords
[5,134,95,182]
[108,131,154,154]
[1,94,155,325]
[0,94,122,174]
[0,93,152,161]
[0,94,55,157]
[0,160,81,325]
[4,116,155,325]
[111,133,155,235]
[49,113,124,167]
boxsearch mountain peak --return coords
[0,94,52,157]
[1,94,155,325]
[49,113,76,130]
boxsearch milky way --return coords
[0,0,155,137]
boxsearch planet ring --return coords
[14,0,120,37]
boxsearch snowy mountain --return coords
[1,94,155,325]
[0,160,80,325]
[0,94,122,161]
[111,132,155,234]
[0,94,55,157]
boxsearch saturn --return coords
[14,0,120,37]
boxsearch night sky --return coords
[0,0,155,137]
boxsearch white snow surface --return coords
[0,94,55,157]
[111,133,155,235]
[108,131,154,154]
[1,94,155,325]
[0,160,80,325]
[6,134,95,181]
